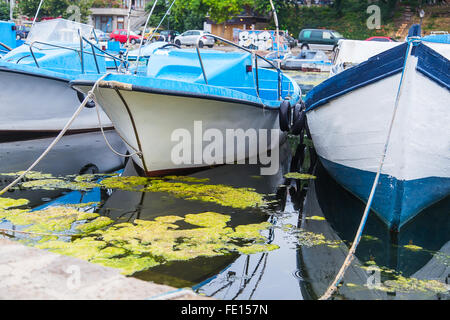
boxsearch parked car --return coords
[298,29,344,51]
[110,29,143,45]
[135,27,161,42]
[16,25,30,40]
[365,36,397,42]
[174,30,215,48]
[157,30,180,43]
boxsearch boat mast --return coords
[9,0,14,21]
[134,0,159,73]
[126,0,133,48]
[32,0,44,27]
[134,0,176,74]
[269,0,280,62]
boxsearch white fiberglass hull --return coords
[0,69,112,133]
[306,42,450,230]
[75,84,282,175]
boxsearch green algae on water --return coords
[0,206,104,234]
[15,173,266,209]
[284,173,316,180]
[0,197,29,209]
[282,223,342,248]
[0,171,55,180]
[75,216,114,233]
[184,212,230,228]
[305,215,326,221]
[144,181,266,209]
[31,211,277,276]
[404,244,423,251]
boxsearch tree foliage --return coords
[0,1,11,21]
[17,0,93,22]
[141,0,430,40]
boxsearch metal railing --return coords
[28,35,125,73]
[194,34,283,101]
[0,42,12,53]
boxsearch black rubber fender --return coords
[279,100,291,132]
[292,103,302,126]
[77,90,96,108]
[291,109,306,135]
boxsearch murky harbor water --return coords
[0,71,448,300]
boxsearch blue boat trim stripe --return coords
[318,156,450,230]
[415,43,450,90]
[305,43,408,111]
[306,67,403,111]
[0,65,69,83]
[70,80,281,111]
[305,41,450,111]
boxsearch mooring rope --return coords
[0,73,110,196]
[319,40,414,300]
[91,89,142,158]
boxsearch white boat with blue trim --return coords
[305,25,450,231]
[72,36,301,176]
[0,19,114,136]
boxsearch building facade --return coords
[89,0,149,33]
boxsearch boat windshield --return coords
[26,19,93,45]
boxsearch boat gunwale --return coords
[70,79,292,111]
[305,41,450,113]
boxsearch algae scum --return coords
[0,171,276,275]
[0,170,448,299]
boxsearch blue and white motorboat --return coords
[281,50,332,72]
[305,25,450,231]
[259,50,291,69]
[71,37,301,176]
[0,19,116,135]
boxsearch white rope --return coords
[0,73,109,196]
[92,94,142,158]
[319,41,414,300]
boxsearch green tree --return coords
[17,0,93,22]
[145,0,207,31]
[0,1,11,21]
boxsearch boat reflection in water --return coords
[96,142,293,289]
[297,162,450,300]
[0,131,126,210]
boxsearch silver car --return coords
[174,30,215,48]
